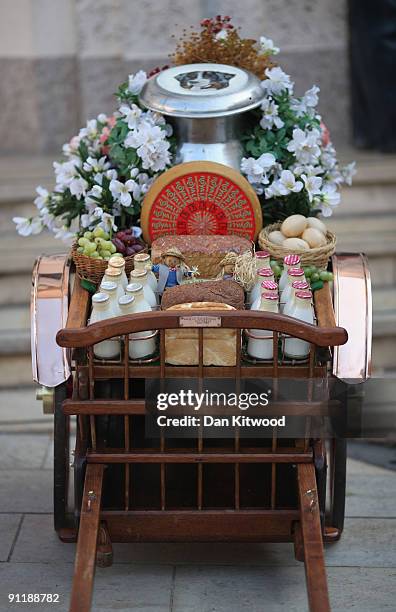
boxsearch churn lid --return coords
[138,63,265,118]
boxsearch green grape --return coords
[112,252,123,258]
[83,231,93,240]
[273,265,282,277]
[109,243,117,254]
[90,251,100,259]
[304,267,313,278]
[103,240,113,250]
[320,271,333,282]
[94,237,106,245]
[311,280,324,291]
[102,231,110,240]
[78,237,88,247]
[93,227,105,238]
[101,250,112,258]
[77,246,84,253]
[270,259,278,269]
[311,272,320,283]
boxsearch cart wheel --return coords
[54,381,74,536]
[326,438,347,540]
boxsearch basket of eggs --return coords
[258,215,336,269]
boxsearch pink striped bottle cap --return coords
[255,250,270,259]
[288,267,304,277]
[258,268,274,277]
[261,293,278,300]
[292,280,309,289]
[295,290,312,299]
[261,280,278,290]
[284,254,301,266]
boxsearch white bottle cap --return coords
[261,293,278,300]
[287,267,304,277]
[255,250,270,259]
[100,281,117,292]
[92,292,109,303]
[284,254,301,266]
[126,282,143,294]
[109,256,125,269]
[118,294,135,306]
[295,290,312,300]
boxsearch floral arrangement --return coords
[14,16,354,244]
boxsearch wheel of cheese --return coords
[140,161,262,244]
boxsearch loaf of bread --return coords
[161,279,245,310]
[151,234,252,278]
[165,302,237,366]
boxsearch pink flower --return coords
[321,121,330,147]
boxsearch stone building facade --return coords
[0,0,349,154]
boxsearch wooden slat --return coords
[102,509,299,542]
[57,309,348,348]
[69,464,104,612]
[63,399,339,416]
[87,450,313,464]
[314,283,336,329]
[297,463,331,612]
[66,279,90,329]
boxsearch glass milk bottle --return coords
[130,269,156,309]
[247,293,279,360]
[100,281,121,316]
[118,294,135,315]
[108,255,128,289]
[125,283,156,358]
[250,268,275,305]
[134,252,158,293]
[280,268,306,313]
[254,250,271,270]
[103,267,125,302]
[279,254,301,291]
[90,293,120,359]
[250,280,278,310]
[284,290,314,359]
[283,280,309,317]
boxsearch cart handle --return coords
[56,310,348,349]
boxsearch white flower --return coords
[124,122,163,150]
[260,98,284,129]
[287,128,321,165]
[97,113,107,123]
[34,186,50,210]
[110,179,139,207]
[128,70,147,95]
[303,85,320,108]
[54,160,80,189]
[119,104,143,130]
[259,36,280,56]
[301,174,322,202]
[138,139,171,172]
[13,216,42,236]
[293,164,324,177]
[98,212,117,233]
[273,170,303,196]
[83,156,110,174]
[53,226,75,244]
[241,153,276,185]
[105,169,118,181]
[342,161,356,186]
[318,184,341,217]
[69,177,88,199]
[261,67,293,96]
[62,135,81,158]
[79,119,98,140]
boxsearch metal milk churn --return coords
[139,63,265,170]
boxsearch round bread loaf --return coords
[161,280,245,310]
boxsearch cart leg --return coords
[69,464,104,612]
[297,463,331,612]
[96,521,113,567]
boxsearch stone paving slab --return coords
[10,513,396,570]
[346,474,396,517]
[0,433,51,470]
[171,565,396,612]
[0,514,22,562]
[0,470,52,513]
[0,563,173,612]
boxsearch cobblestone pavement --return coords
[0,389,395,612]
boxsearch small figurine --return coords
[217,252,238,280]
[152,247,199,295]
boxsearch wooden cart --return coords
[31,252,372,612]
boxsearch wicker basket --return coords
[258,223,336,269]
[71,243,147,285]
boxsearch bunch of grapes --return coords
[112,229,145,257]
[77,228,119,260]
[269,260,333,291]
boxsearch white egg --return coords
[281,215,308,237]
[302,227,327,248]
[267,230,285,246]
[282,237,310,251]
[306,217,327,234]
